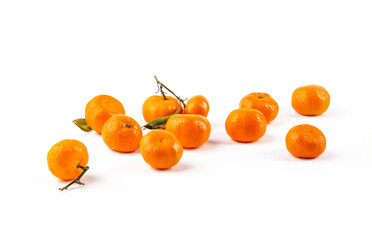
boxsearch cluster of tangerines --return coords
[47,76,330,191]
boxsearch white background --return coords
[1,1,371,239]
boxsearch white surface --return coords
[1,1,371,239]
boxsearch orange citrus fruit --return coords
[285,124,326,159]
[102,114,142,153]
[140,130,183,169]
[183,95,209,117]
[85,95,125,134]
[142,95,181,123]
[239,92,279,123]
[225,108,267,142]
[165,114,211,148]
[291,85,330,116]
[47,139,89,181]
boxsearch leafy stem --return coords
[59,164,90,191]
[142,105,181,130]
[154,75,187,108]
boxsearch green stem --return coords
[59,164,90,191]
[154,75,187,108]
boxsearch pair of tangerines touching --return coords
[225,92,279,143]
[47,76,330,191]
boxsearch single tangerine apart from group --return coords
[47,139,89,181]
[291,85,330,116]
[286,124,326,159]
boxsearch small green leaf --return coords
[142,105,181,130]
[73,118,92,132]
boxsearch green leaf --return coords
[142,105,181,130]
[73,118,92,132]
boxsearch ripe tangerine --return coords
[225,108,267,142]
[102,114,142,153]
[85,95,125,134]
[140,130,183,169]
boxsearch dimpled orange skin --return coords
[225,108,267,142]
[140,130,183,169]
[285,124,326,159]
[142,95,181,123]
[291,85,330,116]
[102,114,143,153]
[47,139,89,181]
[85,95,125,134]
[183,95,209,117]
[239,92,279,123]
[165,114,211,149]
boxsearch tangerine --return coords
[47,139,89,181]
[285,124,326,159]
[239,92,279,123]
[225,108,267,142]
[140,130,183,169]
[183,95,209,117]
[142,95,181,123]
[166,114,211,148]
[85,95,125,134]
[102,114,142,153]
[291,85,330,116]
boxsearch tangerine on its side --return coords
[285,124,326,159]
[165,114,211,149]
[225,108,267,142]
[140,130,183,169]
[183,95,209,117]
[102,114,143,153]
[47,139,89,181]
[85,95,125,134]
[142,95,181,123]
[291,85,330,116]
[239,92,279,123]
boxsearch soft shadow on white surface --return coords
[280,109,339,119]
[255,134,276,144]
[186,139,223,151]
[164,162,192,172]
[107,146,142,155]
[140,162,192,173]
[270,148,336,162]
